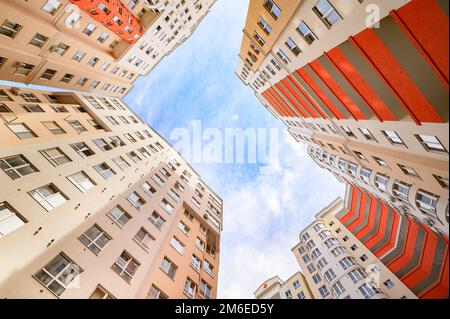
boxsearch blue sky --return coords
[125,0,345,298]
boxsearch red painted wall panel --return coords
[351,29,444,124]
[324,48,397,121]
[393,0,449,87]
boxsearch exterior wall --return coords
[254,276,283,299]
[0,85,223,299]
[0,0,217,97]
[291,198,418,299]
[255,272,314,299]
[336,184,449,299]
[237,0,449,237]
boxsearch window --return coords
[264,0,281,20]
[15,62,35,76]
[285,37,301,56]
[87,57,100,67]
[307,263,316,273]
[60,73,74,83]
[160,257,177,279]
[196,237,206,251]
[109,135,125,147]
[71,142,95,158]
[178,221,190,235]
[358,283,381,299]
[107,206,131,227]
[360,254,368,262]
[184,278,197,299]
[52,43,70,56]
[127,151,141,164]
[39,148,70,167]
[67,120,87,134]
[324,269,336,283]
[124,133,137,143]
[191,255,201,272]
[140,182,156,197]
[134,227,154,250]
[30,184,67,211]
[434,175,449,189]
[348,163,358,177]
[360,168,372,184]
[34,253,81,297]
[277,49,291,64]
[92,138,112,152]
[113,156,130,171]
[416,135,447,153]
[0,202,27,237]
[341,126,356,138]
[112,251,140,282]
[40,68,57,80]
[302,255,310,263]
[203,259,214,277]
[0,57,7,70]
[298,246,306,254]
[68,171,95,193]
[317,258,328,269]
[354,151,367,161]
[375,174,389,193]
[83,23,97,36]
[149,211,166,229]
[21,104,44,113]
[0,154,37,179]
[332,281,346,297]
[416,190,439,215]
[398,164,420,178]
[42,0,61,15]
[76,78,88,88]
[171,237,185,255]
[0,20,22,38]
[90,286,115,299]
[312,273,321,284]
[298,291,306,299]
[348,268,367,283]
[127,192,146,209]
[313,0,342,28]
[331,246,346,257]
[94,163,116,179]
[284,290,293,299]
[160,199,174,214]
[382,130,405,146]
[42,121,66,135]
[393,181,411,201]
[384,279,395,289]
[7,123,37,139]
[147,285,168,299]
[319,286,329,298]
[258,17,272,35]
[30,33,49,48]
[72,50,86,62]
[97,32,109,43]
[200,280,212,299]
[359,128,377,141]
[297,21,318,45]
[253,31,265,47]
[373,156,389,168]
[339,257,357,270]
[79,224,110,254]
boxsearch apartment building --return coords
[254,272,314,299]
[0,0,216,98]
[0,84,223,299]
[236,0,449,235]
[292,184,448,299]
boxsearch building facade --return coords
[236,0,449,235]
[0,84,223,299]
[254,272,314,299]
[0,0,216,98]
[291,184,448,299]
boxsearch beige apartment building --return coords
[236,0,449,236]
[0,0,216,98]
[254,271,314,299]
[0,84,223,299]
[292,184,448,299]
